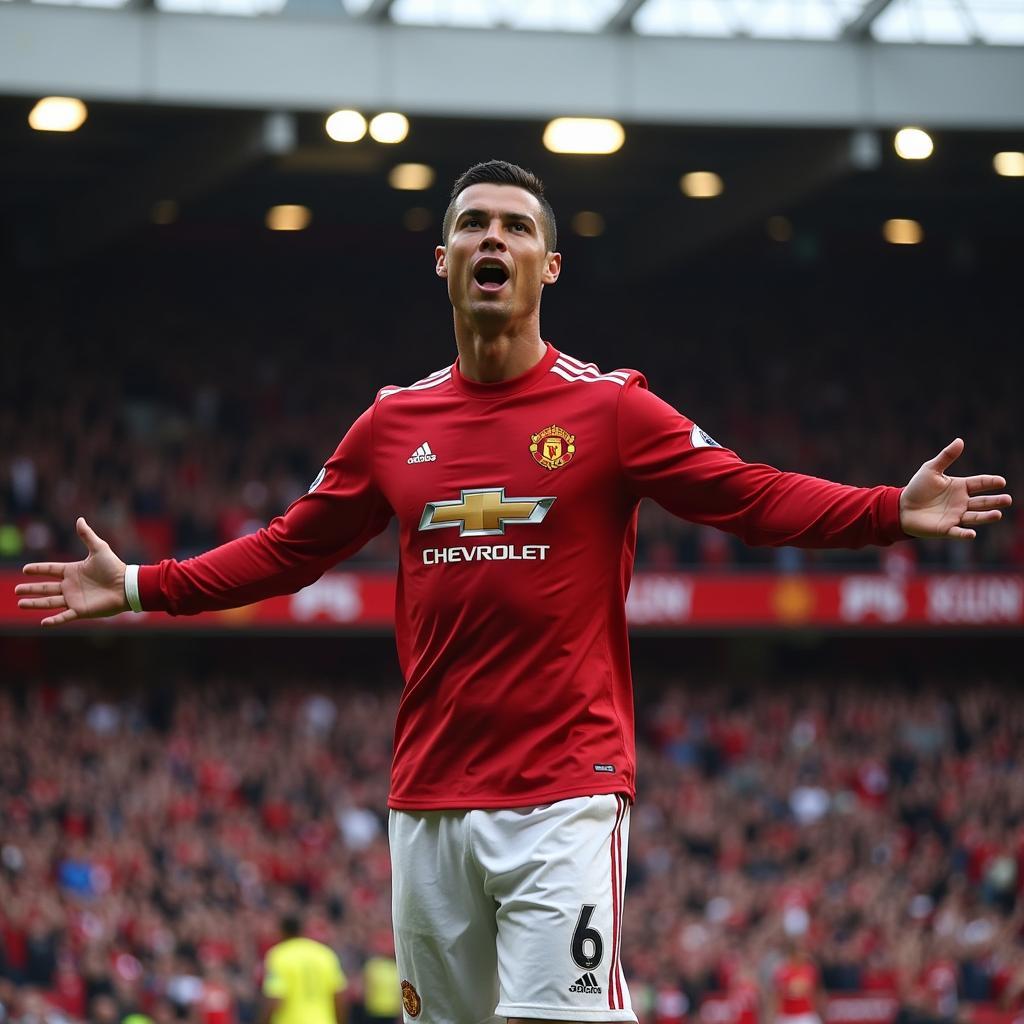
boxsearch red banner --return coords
[624,573,1024,627]
[1,572,1021,632]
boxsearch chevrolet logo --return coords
[419,488,555,537]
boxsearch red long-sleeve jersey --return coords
[137,344,906,809]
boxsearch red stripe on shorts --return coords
[608,795,626,1010]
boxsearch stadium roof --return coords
[1,0,1022,267]
[1,0,1022,45]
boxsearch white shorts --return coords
[389,793,635,1024]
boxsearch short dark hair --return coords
[442,160,557,252]
[280,914,302,939]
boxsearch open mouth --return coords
[473,263,510,291]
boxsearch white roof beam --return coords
[604,0,650,33]
[359,0,394,20]
[842,0,897,40]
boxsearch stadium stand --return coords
[1,252,1019,576]
[2,652,1022,1024]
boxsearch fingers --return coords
[76,516,106,554]
[41,608,79,628]
[15,582,62,597]
[966,494,1012,511]
[964,475,1009,495]
[18,595,68,610]
[930,438,965,475]
[22,562,67,578]
[946,526,976,540]
[960,510,1003,526]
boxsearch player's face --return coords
[436,184,561,327]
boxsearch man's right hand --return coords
[16,517,129,627]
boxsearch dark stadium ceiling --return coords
[2,0,1022,44]
[1,97,1022,273]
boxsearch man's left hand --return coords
[900,438,1012,540]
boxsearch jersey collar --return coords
[451,342,559,399]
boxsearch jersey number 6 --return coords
[571,904,604,970]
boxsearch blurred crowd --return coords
[1,670,1023,1024]
[1,257,1020,574]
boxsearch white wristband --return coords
[124,564,143,613]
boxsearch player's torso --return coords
[372,365,635,632]
[371,350,642,807]
[270,943,336,1024]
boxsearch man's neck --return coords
[453,314,547,384]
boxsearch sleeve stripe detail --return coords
[558,351,597,371]
[124,564,143,613]
[557,352,630,381]
[378,368,453,402]
[408,372,452,390]
[551,361,628,386]
[550,366,626,386]
[555,356,629,382]
[420,365,453,383]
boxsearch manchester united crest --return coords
[401,980,422,1019]
[530,425,575,471]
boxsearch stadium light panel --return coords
[156,0,286,15]
[543,119,625,155]
[325,110,367,143]
[571,211,605,238]
[32,0,130,8]
[894,127,934,160]
[868,0,970,43]
[994,151,1024,177]
[266,205,311,231]
[389,163,435,191]
[883,218,923,245]
[28,97,88,133]
[370,113,410,145]
[633,0,865,40]
[680,171,724,198]
[390,0,621,32]
[867,0,1021,44]
[966,0,1024,44]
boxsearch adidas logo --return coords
[407,442,437,465]
[568,973,601,995]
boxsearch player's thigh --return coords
[389,809,500,1024]
[476,794,636,1023]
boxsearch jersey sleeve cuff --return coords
[124,564,143,613]
[136,564,171,612]
[879,486,909,543]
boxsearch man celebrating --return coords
[17,161,1011,1024]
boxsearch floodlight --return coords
[29,97,87,133]
[543,118,624,155]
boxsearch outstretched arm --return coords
[17,406,392,625]
[618,381,1010,549]
[898,438,1010,540]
